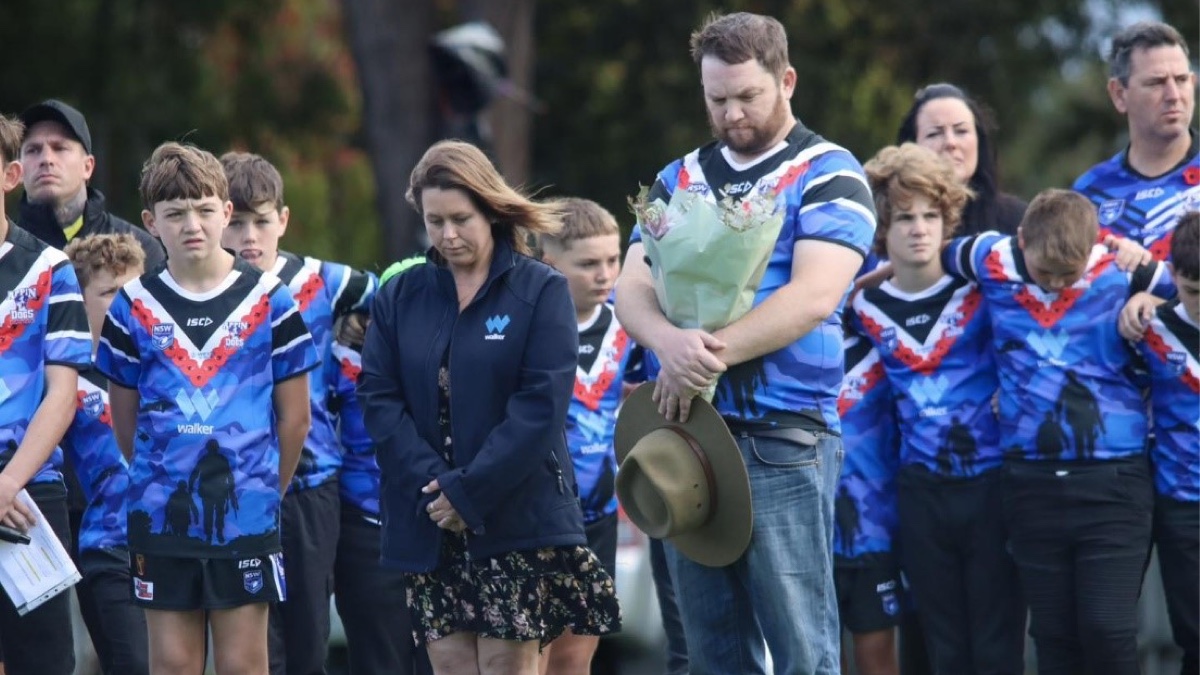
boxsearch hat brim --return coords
[615,383,752,567]
[20,102,90,154]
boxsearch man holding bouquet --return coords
[615,11,876,675]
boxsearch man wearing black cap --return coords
[17,99,165,267]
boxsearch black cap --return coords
[19,100,92,154]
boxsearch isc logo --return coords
[238,558,262,569]
[186,317,213,327]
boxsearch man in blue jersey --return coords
[97,142,318,675]
[63,233,149,675]
[218,152,375,675]
[0,113,92,675]
[941,189,1173,675]
[1074,21,1197,261]
[615,13,875,674]
[834,333,902,675]
[1127,211,1199,674]
[852,143,1023,674]
[540,197,634,675]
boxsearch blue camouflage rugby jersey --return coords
[1074,131,1200,261]
[631,122,876,431]
[0,226,91,484]
[271,252,375,492]
[569,303,635,524]
[96,259,319,558]
[330,340,380,517]
[852,275,1002,477]
[834,333,900,563]
[944,233,1174,461]
[62,369,130,552]
[1138,300,1199,501]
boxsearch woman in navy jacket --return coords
[359,140,619,675]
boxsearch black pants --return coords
[333,504,431,675]
[269,480,340,675]
[1155,496,1199,675]
[648,537,689,675]
[1002,458,1153,675]
[77,548,150,675]
[896,466,1024,675]
[0,483,74,675]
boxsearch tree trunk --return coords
[340,0,435,260]
[466,0,536,188]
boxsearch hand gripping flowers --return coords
[629,161,802,399]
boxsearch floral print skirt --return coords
[404,531,622,647]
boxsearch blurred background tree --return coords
[0,0,1194,266]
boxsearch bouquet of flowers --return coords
[628,177,787,401]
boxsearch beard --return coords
[711,92,794,157]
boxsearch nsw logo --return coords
[243,570,264,594]
[152,323,175,351]
[880,327,898,352]
[1167,351,1187,376]
[908,375,949,408]
[484,315,510,341]
[1028,329,1070,365]
[82,391,105,419]
[1098,199,1125,226]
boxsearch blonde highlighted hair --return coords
[64,233,146,289]
[539,197,619,253]
[1019,189,1098,266]
[407,141,561,257]
[863,143,972,257]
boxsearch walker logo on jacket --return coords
[485,314,510,339]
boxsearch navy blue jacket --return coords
[359,237,585,572]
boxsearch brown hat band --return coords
[662,425,718,522]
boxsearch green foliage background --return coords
[0,0,1194,266]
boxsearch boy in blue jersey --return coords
[834,332,903,675]
[64,233,149,674]
[539,197,632,675]
[852,143,1023,674]
[0,114,91,675]
[96,142,318,675]
[218,152,375,675]
[941,189,1172,675]
[329,292,432,675]
[1127,211,1199,673]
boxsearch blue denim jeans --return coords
[666,431,843,675]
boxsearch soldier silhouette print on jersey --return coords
[96,260,319,558]
[189,439,238,544]
[939,416,978,475]
[851,276,1002,479]
[1035,411,1069,459]
[164,480,198,537]
[1056,370,1105,460]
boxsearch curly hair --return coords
[64,233,146,289]
[863,143,972,257]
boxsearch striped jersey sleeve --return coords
[268,280,319,382]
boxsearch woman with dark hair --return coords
[897,83,1027,236]
[358,140,620,675]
